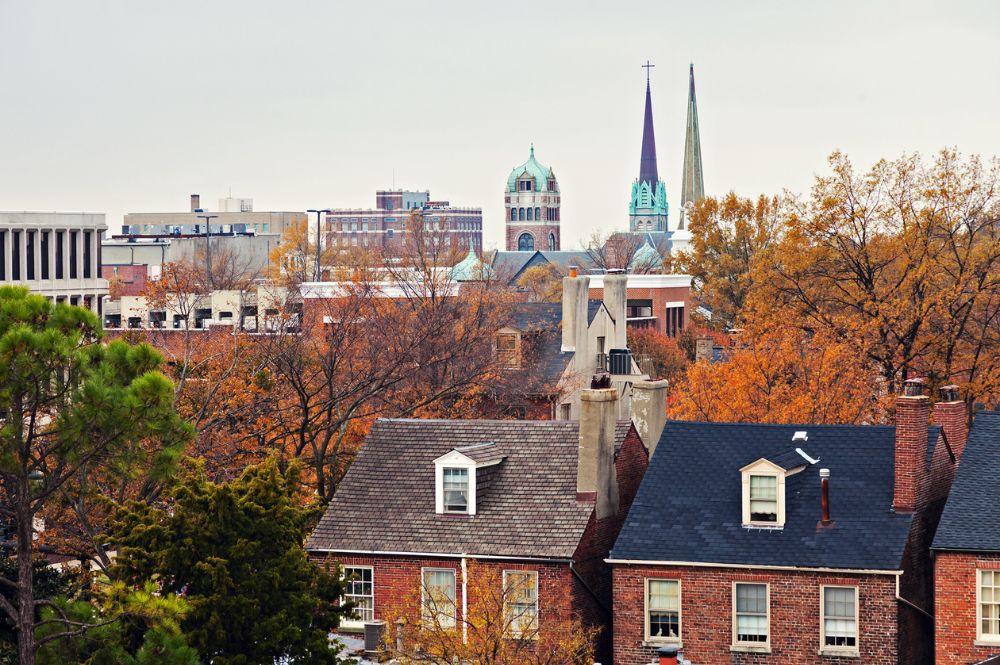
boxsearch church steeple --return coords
[638,62,659,186]
[680,63,704,211]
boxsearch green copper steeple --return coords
[680,63,704,225]
[629,62,669,233]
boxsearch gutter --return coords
[605,558,903,576]
[569,561,612,618]
[310,547,572,564]
[461,554,468,644]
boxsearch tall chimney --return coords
[894,378,930,513]
[190,193,200,212]
[632,379,668,455]
[934,385,969,462]
[820,468,831,525]
[574,274,590,360]
[603,271,628,350]
[578,385,619,520]
[561,268,580,352]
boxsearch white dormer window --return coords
[434,450,477,516]
[740,459,786,527]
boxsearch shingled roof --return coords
[611,421,927,571]
[307,418,633,559]
[933,411,1000,553]
[505,301,603,386]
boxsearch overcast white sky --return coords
[1,1,998,250]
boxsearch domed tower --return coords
[505,145,561,251]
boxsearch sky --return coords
[1,1,999,250]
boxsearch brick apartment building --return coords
[306,383,665,663]
[608,380,959,665]
[932,409,1000,665]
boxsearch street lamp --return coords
[306,209,331,282]
[197,214,219,288]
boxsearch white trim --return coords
[313,548,572,563]
[644,577,682,644]
[604,558,902,576]
[340,565,375,629]
[732,581,770,649]
[663,301,686,308]
[587,274,692,289]
[741,460,786,527]
[977,569,1000,644]
[819,584,860,657]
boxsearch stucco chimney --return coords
[631,379,668,455]
[603,271,628,350]
[561,271,580,352]
[695,337,713,363]
[934,385,969,462]
[894,378,930,513]
[190,193,201,212]
[578,385,619,520]
[574,274,590,359]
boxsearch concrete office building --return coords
[120,193,305,239]
[0,211,109,313]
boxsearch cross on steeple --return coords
[642,60,655,84]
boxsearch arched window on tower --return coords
[518,233,534,252]
[510,208,516,221]
[534,207,541,221]
[526,208,533,221]
[549,233,556,250]
[518,208,525,221]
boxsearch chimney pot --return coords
[903,377,925,397]
[820,468,831,525]
[939,384,960,403]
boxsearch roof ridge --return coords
[664,420,896,430]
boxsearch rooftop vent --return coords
[792,431,808,442]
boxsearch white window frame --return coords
[978,569,1000,644]
[732,582,770,651]
[421,567,457,629]
[644,578,682,644]
[340,565,374,629]
[819,584,859,655]
[433,451,477,515]
[739,459,786,527]
[503,570,539,638]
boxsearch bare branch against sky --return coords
[1,0,998,249]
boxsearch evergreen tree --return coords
[0,286,193,665]
[111,458,348,665]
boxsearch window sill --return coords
[337,624,365,634]
[643,639,682,649]
[819,648,860,658]
[731,644,771,654]
[975,639,1000,647]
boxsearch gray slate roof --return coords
[611,421,922,571]
[307,418,632,559]
[506,301,602,386]
[933,411,1000,552]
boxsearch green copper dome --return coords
[630,237,663,271]
[450,239,493,282]
[507,144,557,193]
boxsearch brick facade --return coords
[505,224,560,253]
[588,283,690,338]
[935,552,1000,665]
[612,564,899,665]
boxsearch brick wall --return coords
[935,552,1000,665]
[612,564,899,665]
[101,264,147,296]
[588,285,690,338]
[506,225,560,252]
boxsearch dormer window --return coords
[443,468,469,513]
[740,459,787,527]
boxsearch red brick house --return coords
[609,380,957,665]
[306,385,659,662]
[932,409,999,665]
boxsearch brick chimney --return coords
[603,271,628,350]
[578,386,619,520]
[190,193,201,212]
[934,385,969,462]
[631,379,668,455]
[894,378,930,513]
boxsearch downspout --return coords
[895,572,932,620]
[461,554,468,644]
[569,561,612,617]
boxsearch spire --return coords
[638,63,659,186]
[681,63,705,208]
[530,143,535,158]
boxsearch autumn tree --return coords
[516,263,563,303]
[387,562,597,665]
[110,458,348,665]
[584,230,651,273]
[670,192,782,329]
[763,149,1000,404]
[0,287,192,665]
[627,328,690,384]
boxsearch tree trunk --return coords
[16,489,35,665]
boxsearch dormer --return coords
[740,459,786,527]
[434,450,477,515]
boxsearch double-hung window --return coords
[422,568,457,628]
[749,475,778,523]
[342,566,374,627]
[821,585,858,652]
[503,571,538,637]
[443,468,469,513]
[733,583,769,647]
[645,579,680,642]
[980,570,1000,642]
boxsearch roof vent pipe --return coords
[820,468,831,526]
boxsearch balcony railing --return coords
[596,349,649,376]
